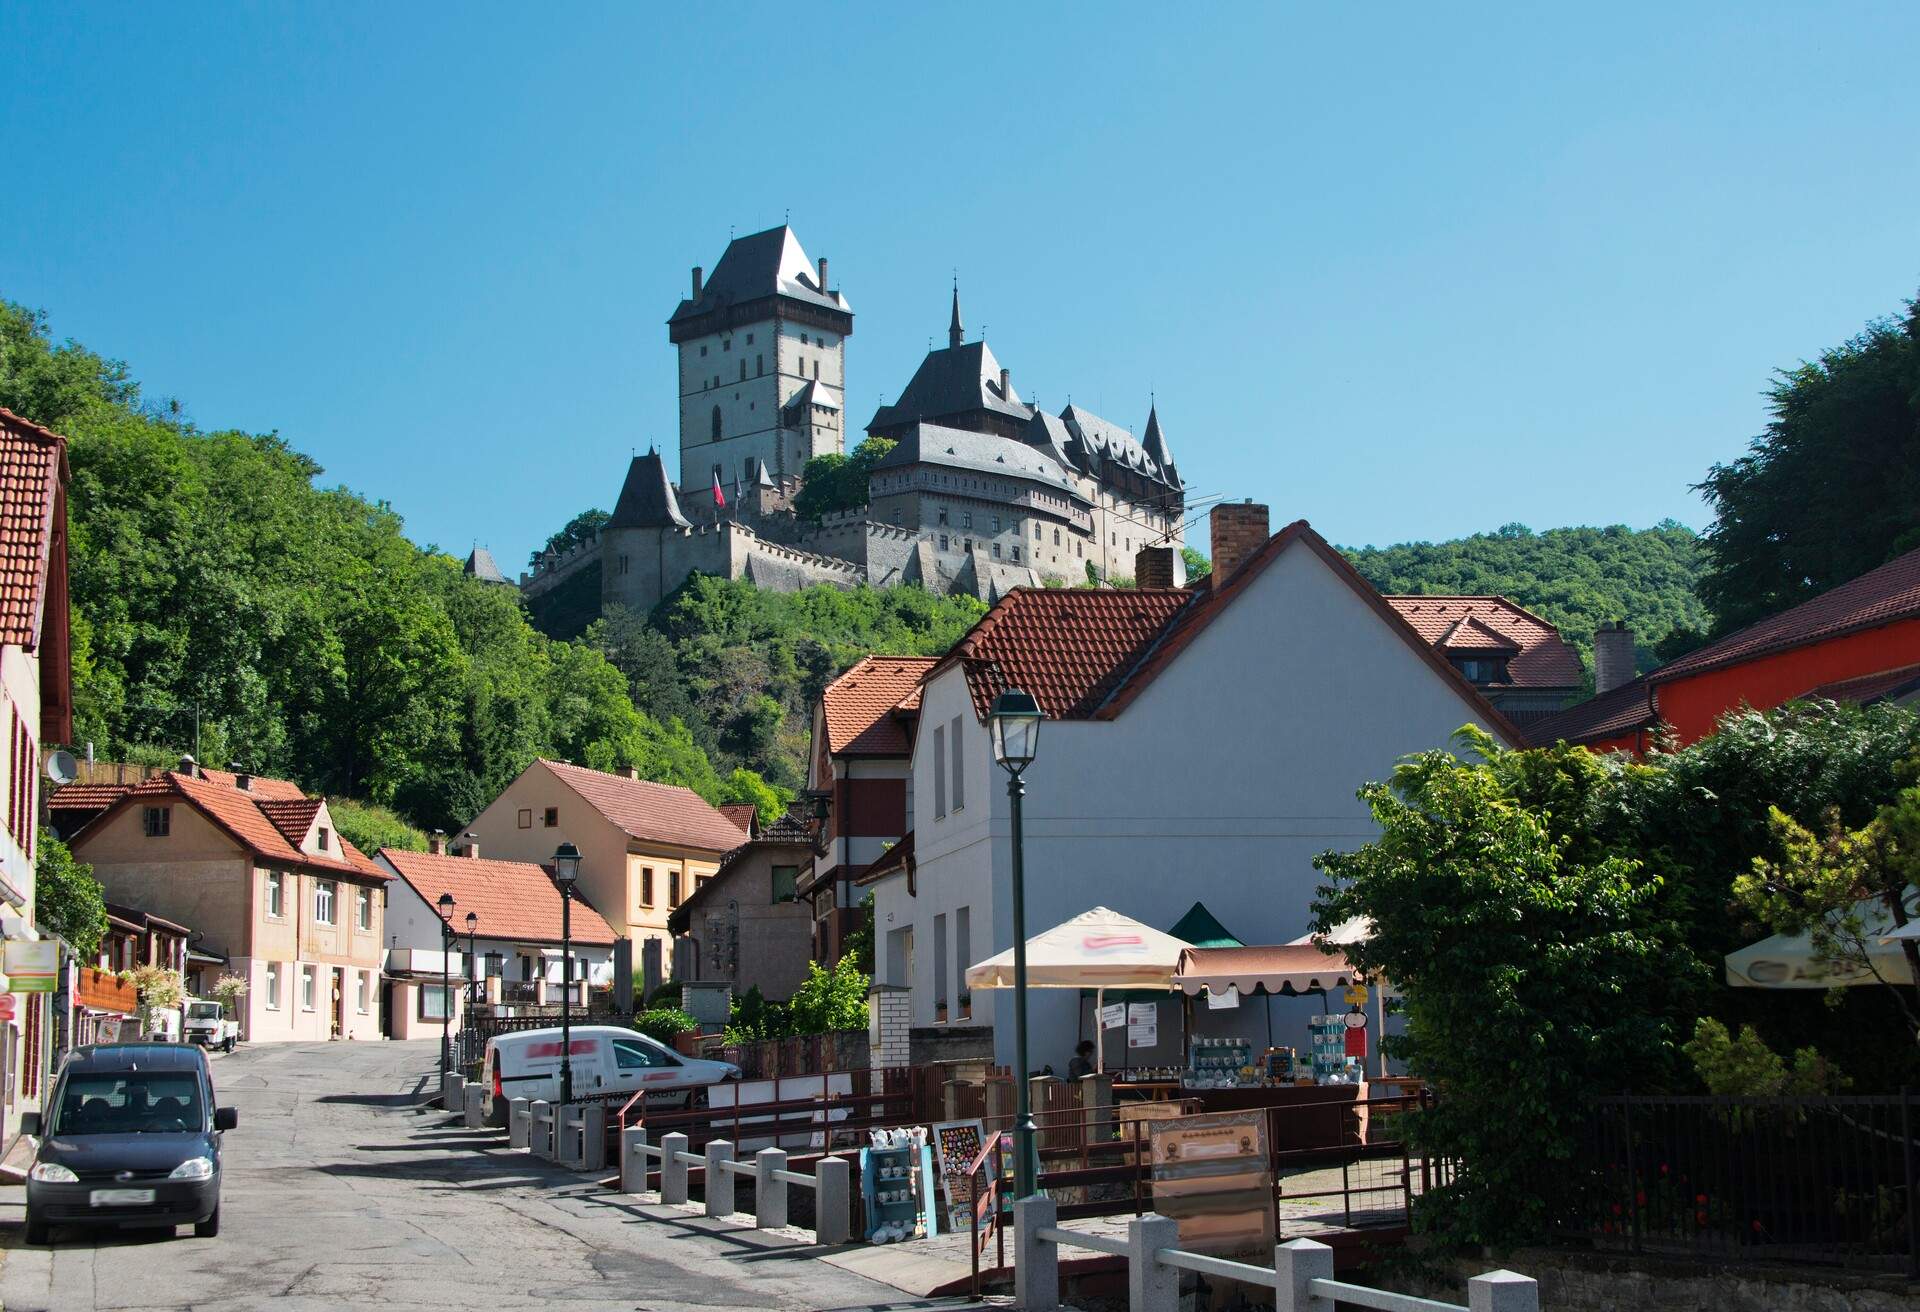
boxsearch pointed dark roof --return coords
[464,546,511,585]
[1142,404,1175,474]
[668,225,851,328]
[607,451,691,530]
[1168,902,1242,949]
[949,285,964,349]
[868,340,1034,435]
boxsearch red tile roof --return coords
[380,847,616,946]
[256,798,325,847]
[1801,662,1920,706]
[48,783,131,812]
[1524,676,1659,748]
[539,759,747,853]
[1653,545,1920,684]
[0,409,66,649]
[820,656,939,755]
[718,803,757,837]
[198,767,305,800]
[1385,597,1583,688]
[91,771,385,879]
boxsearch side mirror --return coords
[213,1106,238,1132]
[19,1112,41,1137]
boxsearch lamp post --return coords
[553,842,582,1105]
[465,911,479,1011]
[989,687,1044,1198]
[436,892,455,1087]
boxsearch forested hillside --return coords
[1343,521,1710,674]
[0,302,782,834]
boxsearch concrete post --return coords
[557,1104,583,1167]
[443,1072,466,1109]
[509,1097,530,1149]
[1028,1075,1055,1158]
[529,1100,554,1159]
[705,1140,736,1217]
[661,1132,690,1204]
[815,1154,851,1245]
[1126,1214,1180,1312]
[580,1104,607,1172]
[1013,1195,1060,1311]
[944,1079,967,1121]
[463,1083,486,1130]
[754,1147,788,1229]
[1274,1238,1337,1312]
[1080,1073,1114,1141]
[985,1076,1014,1129]
[621,1127,650,1194]
[1468,1271,1540,1312]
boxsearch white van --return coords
[482,1025,739,1119]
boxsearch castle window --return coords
[962,512,972,529]
[757,355,764,376]
[812,360,820,379]
[740,360,747,381]
[711,407,722,442]
[1036,523,1043,540]
[722,338,730,351]
[1053,528,1061,545]
[937,507,948,527]
[1012,547,1020,562]
[745,333,753,345]
[991,515,1001,532]
[939,535,948,550]
[700,345,708,357]
[992,543,1001,559]
[891,509,902,524]
[713,463,723,486]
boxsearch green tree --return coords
[535,508,609,565]
[326,798,428,855]
[791,437,896,523]
[35,832,108,961]
[1697,294,1920,632]
[1180,545,1211,581]
[785,958,869,1035]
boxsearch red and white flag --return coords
[712,471,727,509]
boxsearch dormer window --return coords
[1452,657,1510,684]
[317,827,330,851]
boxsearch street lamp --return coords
[989,687,1044,1198]
[553,841,582,1105]
[465,911,479,1008]
[436,892,455,1088]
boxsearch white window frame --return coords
[355,886,371,930]
[301,965,316,1011]
[265,963,282,1010]
[356,970,370,1014]
[314,880,336,925]
[265,870,284,919]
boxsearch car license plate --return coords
[90,1188,155,1206]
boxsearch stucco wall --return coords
[681,843,813,1000]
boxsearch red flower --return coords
[1635,1191,1647,1207]
[1659,1163,1670,1175]
[1695,1193,1707,1205]
[1696,1210,1709,1227]
[1751,1220,1763,1233]
[1611,1203,1623,1216]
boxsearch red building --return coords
[1534,545,1920,753]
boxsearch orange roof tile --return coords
[718,803,757,837]
[102,771,385,879]
[539,759,747,853]
[48,783,131,811]
[0,409,66,649]
[380,847,616,946]
[1385,597,1584,688]
[820,655,938,756]
[256,798,325,846]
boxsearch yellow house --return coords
[69,765,387,1042]
[462,759,748,986]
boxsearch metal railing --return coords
[1578,1093,1919,1276]
[617,1127,851,1245]
[1016,1197,1537,1312]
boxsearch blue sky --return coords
[4,4,1916,571]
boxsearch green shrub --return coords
[633,1007,698,1045]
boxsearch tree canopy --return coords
[1696,293,1920,632]
[791,436,896,523]
[536,508,609,565]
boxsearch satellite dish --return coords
[45,750,78,788]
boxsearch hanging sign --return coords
[1206,984,1241,1010]
[1127,1020,1158,1049]
[1099,1002,1126,1030]
[4,941,57,993]
[1343,983,1369,1007]
[932,1119,986,1232]
[1127,1002,1156,1026]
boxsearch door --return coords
[331,968,344,1037]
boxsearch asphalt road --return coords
[0,1039,969,1311]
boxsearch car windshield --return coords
[187,1003,221,1020]
[51,1072,205,1135]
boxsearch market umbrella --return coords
[1727,898,1916,987]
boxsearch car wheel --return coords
[24,1214,49,1245]
[194,1206,220,1238]
[224,1037,235,1054]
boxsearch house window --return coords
[419,984,452,1021]
[317,826,330,851]
[937,506,948,526]
[933,724,947,818]
[1453,657,1509,684]
[314,881,336,925]
[933,912,948,1017]
[142,806,170,838]
[771,866,798,904]
[950,717,964,810]
[517,808,532,829]
[669,871,683,907]
[265,871,284,919]
[711,407,722,441]
[722,337,730,351]
[356,970,370,1014]
[955,907,972,1018]
[812,359,820,379]
[962,511,973,529]
[543,807,559,827]
[356,887,372,931]
[739,359,747,381]
[641,867,654,906]
[891,509,902,525]
[992,543,1001,559]
[1012,547,1020,562]
[938,535,949,550]
[756,354,764,376]
[301,965,316,1011]
[745,333,753,345]
[265,963,282,1010]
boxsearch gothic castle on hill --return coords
[514,225,1187,615]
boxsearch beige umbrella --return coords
[1726,898,1915,987]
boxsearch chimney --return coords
[1209,501,1271,584]
[617,765,640,781]
[177,754,198,779]
[427,830,446,857]
[817,256,828,291]
[1134,544,1184,589]
[999,367,1011,399]
[233,767,252,792]
[691,266,703,299]
[1593,620,1637,695]
[460,832,480,860]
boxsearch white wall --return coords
[892,541,1514,1070]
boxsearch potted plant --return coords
[957,989,972,1020]
[934,998,948,1023]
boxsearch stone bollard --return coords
[557,1104,584,1167]
[1467,1271,1540,1312]
[529,1100,554,1160]
[754,1147,787,1229]
[463,1083,486,1131]
[509,1097,531,1149]
[443,1072,466,1110]
[661,1132,690,1204]
[621,1126,650,1194]
[1274,1237,1336,1312]
[1014,1194,1060,1311]
[814,1154,850,1246]
[705,1140,736,1217]
[1126,1214,1180,1312]
[579,1104,607,1173]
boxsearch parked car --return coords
[21,1043,238,1243]
[482,1024,739,1121]
[182,999,239,1052]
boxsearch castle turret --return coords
[1142,403,1178,484]
[949,284,964,349]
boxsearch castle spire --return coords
[948,283,963,349]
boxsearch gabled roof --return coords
[667,808,815,933]
[380,847,616,946]
[1525,675,1658,748]
[1652,545,1920,684]
[821,655,939,756]
[926,521,1525,744]
[538,759,747,853]
[1385,597,1583,688]
[48,783,131,813]
[668,225,850,325]
[1059,404,1178,488]
[607,451,691,530]
[718,803,757,838]
[870,423,1083,499]
[78,771,384,879]
[256,798,325,847]
[868,340,1034,435]
[464,546,512,584]
[0,408,67,649]
[853,830,914,888]
[1802,662,1920,707]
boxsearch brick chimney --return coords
[817,256,828,291]
[691,266,703,299]
[177,754,199,779]
[460,832,480,860]
[1209,501,1270,583]
[1134,544,1183,589]
[427,830,446,856]
[1593,620,1637,695]
[232,766,252,792]
[1000,367,1011,399]
[617,765,640,781]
